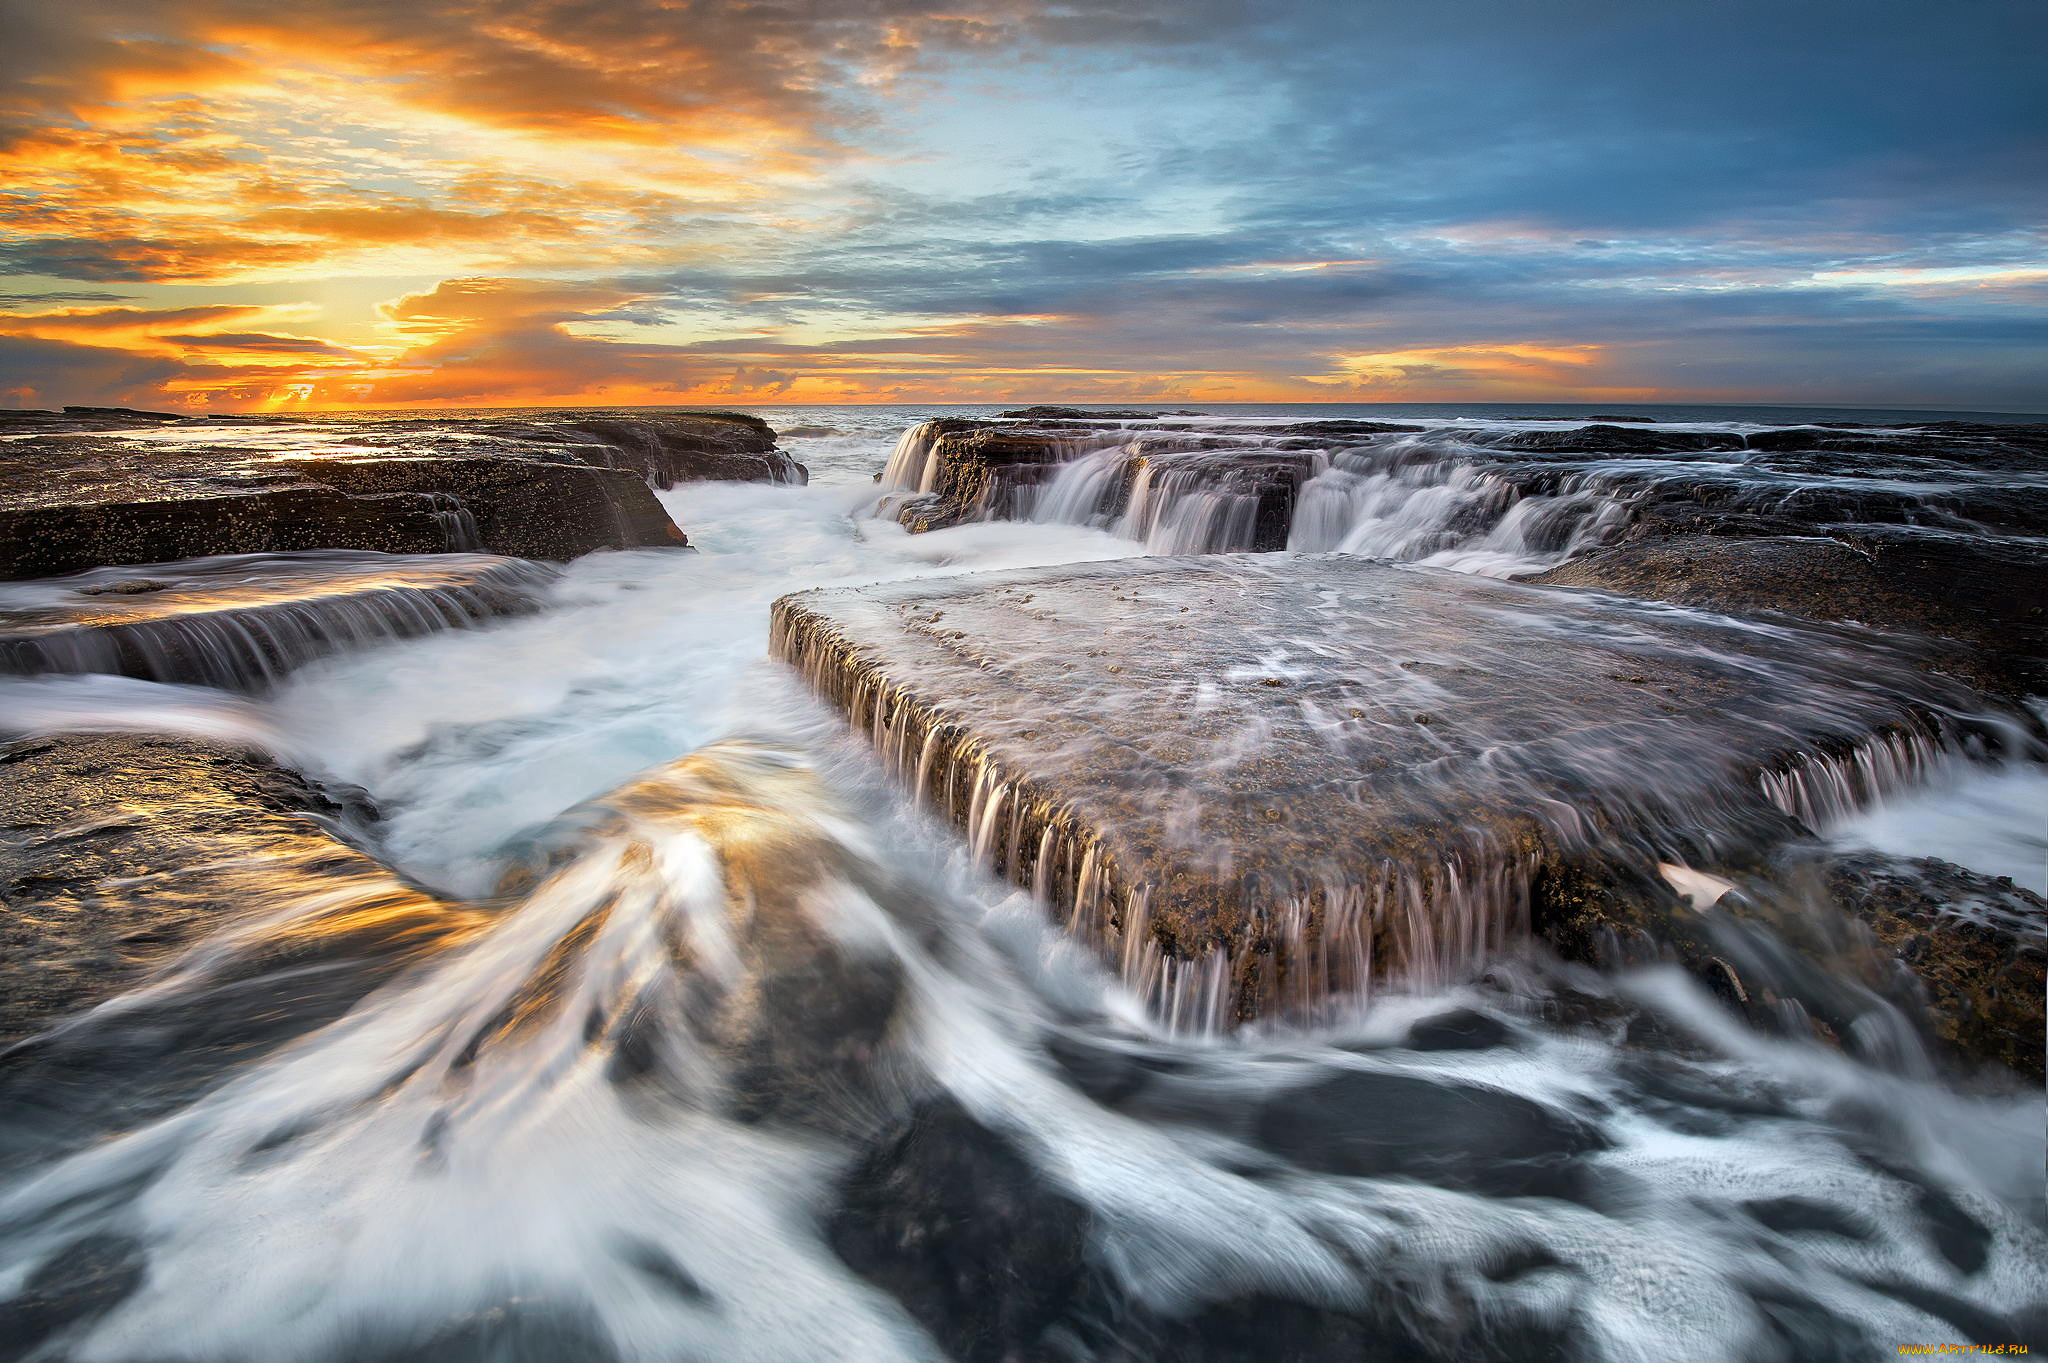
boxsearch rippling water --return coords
[0,407,2042,1362]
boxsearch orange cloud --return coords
[1,2,1065,286]
[1304,342,1656,400]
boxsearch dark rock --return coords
[0,1233,148,1357]
[828,1098,1090,1363]
[1256,419,1427,437]
[1741,422,2048,474]
[1474,425,1741,455]
[1525,531,2048,695]
[1255,1070,1608,1199]
[0,432,684,579]
[1818,851,2045,1081]
[0,551,559,690]
[63,405,186,423]
[891,421,1120,531]
[1404,1008,1515,1052]
[0,406,188,434]
[272,454,684,561]
[0,733,475,1049]
[1122,447,1320,550]
[455,410,805,488]
[1741,1196,1874,1241]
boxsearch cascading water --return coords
[0,411,2042,1361]
[1012,426,1635,570]
[1285,443,1634,575]
[0,552,560,692]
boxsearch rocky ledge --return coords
[0,408,803,580]
[771,553,2044,1072]
[879,415,2048,696]
[0,550,559,690]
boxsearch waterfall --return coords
[0,554,560,692]
[1286,443,1633,576]
[426,493,483,551]
[879,420,947,493]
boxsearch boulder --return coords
[1255,1069,1609,1198]
[827,1099,1091,1363]
[771,555,2029,1027]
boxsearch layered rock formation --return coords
[882,414,2048,694]
[772,553,2043,1061]
[0,408,804,580]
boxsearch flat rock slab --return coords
[1527,529,2048,696]
[773,554,2024,1027]
[0,551,558,690]
[0,410,801,580]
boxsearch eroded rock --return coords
[1527,530,2048,695]
[772,554,2031,1027]
[0,411,807,580]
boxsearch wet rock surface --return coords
[887,420,1320,550]
[1528,529,2048,695]
[773,554,2034,1029]
[0,550,559,690]
[1257,1069,1609,1199]
[0,732,474,1049]
[0,408,802,579]
[880,415,2048,683]
[828,1099,1091,1363]
[1818,851,2046,1079]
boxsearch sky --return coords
[0,0,2043,412]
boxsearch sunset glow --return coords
[3,0,2043,411]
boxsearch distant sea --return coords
[305,400,2048,427]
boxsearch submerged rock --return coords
[828,1098,1091,1363]
[1256,1069,1609,1199]
[498,740,932,1138]
[0,733,477,1048]
[0,550,559,690]
[772,554,2032,1029]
